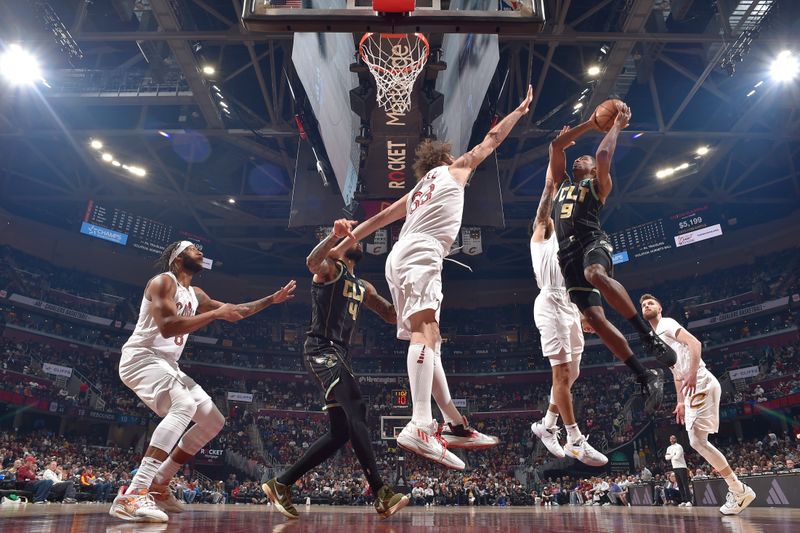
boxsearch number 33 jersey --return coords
[122,271,198,362]
[398,165,465,252]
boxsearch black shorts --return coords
[304,340,356,410]
[557,233,614,312]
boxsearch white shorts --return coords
[534,289,584,362]
[385,234,444,340]
[119,348,211,418]
[683,370,720,434]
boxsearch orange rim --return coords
[359,32,430,76]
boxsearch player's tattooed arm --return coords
[234,280,297,318]
[307,219,357,281]
[362,280,397,325]
[194,286,224,313]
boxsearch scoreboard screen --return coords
[80,201,214,269]
[392,389,409,409]
[608,206,723,266]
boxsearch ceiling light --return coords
[128,166,146,177]
[754,80,764,87]
[228,197,236,204]
[212,84,221,92]
[0,44,43,86]
[656,168,675,179]
[101,153,113,162]
[676,162,690,170]
[202,65,215,75]
[219,101,228,108]
[587,65,601,76]
[573,102,583,110]
[90,139,103,150]
[632,132,644,139]
[158,130,170,138]
[111,160,121,167]
[696,146,709,156]
[746,89,756,97]
[770,50,799,82]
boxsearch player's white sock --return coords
[722,471,744,493]
[432,349,461,425]
[543,409,559,429]
[127,456,163,494]
[565,423,583,442]
[153,456,182,487]
[407,343,434,426]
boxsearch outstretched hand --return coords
[556,125,576,148]
[614,102,632,129]
[332,218,358,241]
[516,85,534,115]
[269,280,297,305]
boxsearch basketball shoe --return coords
[564,436,608,467]
[439,416,500,450]
[108,488,168,522]
[397,421,465,470]
[641,330,677,368]
[374,485,410,519]
[638,368,664,415]
[530,421,565,458]
[262,478,299,519]
[719,484,756,515]
[148,484,185,514]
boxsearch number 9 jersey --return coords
[398,165,465,252]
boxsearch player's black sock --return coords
[628,314,652,337]
[624,355,648,379]
[277,407,348,486]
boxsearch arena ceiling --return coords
[0,0,798,279]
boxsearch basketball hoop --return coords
[359,32,429,115]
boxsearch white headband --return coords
[169,241,195,265]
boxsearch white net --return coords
[359,33,429,115]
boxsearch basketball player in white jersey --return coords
[110,241,296,522]
[529,128,607,466]
[640,294,756,515]
[330,86,534,469]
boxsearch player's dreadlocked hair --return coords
[413,139,452,181]
[154,241,182,272]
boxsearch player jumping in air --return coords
[327,87,537,469]
[547,102,676,413]
[529,126,607,466]
[263,219,409,520]
[111,241,296,522]
[640,294,755,515]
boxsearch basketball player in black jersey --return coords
[547,102,676,413]
[262,218,409,520]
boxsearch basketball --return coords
[593,99,623,132]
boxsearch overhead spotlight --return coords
[101,153,113,162]
[632,132,644,139]
[696,146,710,156]
[202,65,216,75]
[111,160,121,167]
[219,101,228,108]
[227,197,236,204]
[676,162,690,170]
[600,45,610,55]
[0,44,43,86]
[573,102,584,110]
[587,65,601,77]
[158,130,171,138]
[212,84,221,92]
[90,139,103,150]
[128,166,146,177]
[655,168,674,179]
[770,50,799,82]
[754,80,764,87]
[746,89,756,97]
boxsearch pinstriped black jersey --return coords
[305,261,366,350]
[553,178,604,242]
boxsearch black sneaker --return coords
[262,478,299,519]
[638,369,664,415]
[641,330,677,368]
[374,485,409,519]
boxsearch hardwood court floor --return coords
[0,503,797,533]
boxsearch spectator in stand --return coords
[42,460,77,503]
[80,465,112,502]
[15,457,54,503]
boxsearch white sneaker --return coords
[439,416,500,450]
[109,489,169,522]
[397,421,465,470]
[149,484,185,514]
[563,436,608,467]
[531,421,565,458]
[684,502,692,508]
[719,484,755,515]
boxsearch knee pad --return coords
[149,388,196,451]
[179,402,225,455]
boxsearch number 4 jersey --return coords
[122,271,198,362]
[398,165,465,252]
[305,261,366,353]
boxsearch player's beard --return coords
[181,256,204,273]
[344,246,363,264]
[642,309,658,320]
